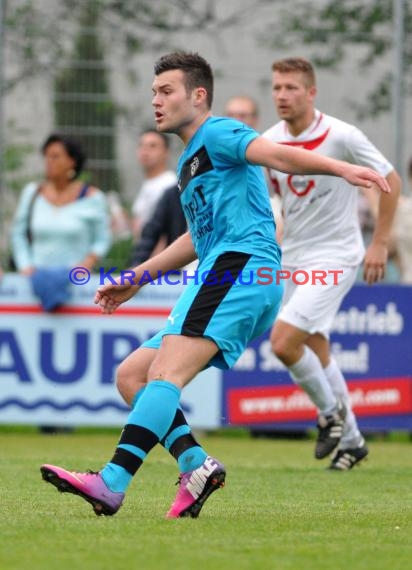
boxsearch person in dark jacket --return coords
[129,183,186,265]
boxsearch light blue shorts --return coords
[141,251,283,369]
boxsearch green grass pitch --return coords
[1,430,411,570]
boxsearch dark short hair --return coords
[154,51,214,108]
[271,57,316,87]
[41,133,86,178]
[140,128,171,149]
[408,156,412,179]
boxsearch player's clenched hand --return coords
[94,279,140,314]
[341,164,391,194]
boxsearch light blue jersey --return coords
[177,117,280,265]
[142,117,283,369]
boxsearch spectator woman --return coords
[11,133,111,310]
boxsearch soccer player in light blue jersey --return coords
[41,52,391,519]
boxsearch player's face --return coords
[44,142,75,181]
[152,69,198,135]
[136,132,168,171]
[272,71,316,122]
[225,98,258,129]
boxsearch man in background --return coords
[224,95,260,130]
[263,57,400,470]
[130,182,186,266]
[131,128,177,242]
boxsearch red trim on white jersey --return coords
[268,171,281,195]
[287,176,315,197]
[279,127,331,151]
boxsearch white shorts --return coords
[277,264,358,338]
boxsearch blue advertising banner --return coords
[0,274,221,429]
[1,274,410,433]
[222,285,412,432]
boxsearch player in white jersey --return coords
[263,57,401,470]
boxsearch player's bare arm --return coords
[363,169,401,284]
[95,232,197,314]
[246,136,391,194]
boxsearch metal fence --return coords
[0,1,133,270]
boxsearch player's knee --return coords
[116,361,145,405]
[115,362,130,399]
[270,330,295,363]
[270,330,284,357]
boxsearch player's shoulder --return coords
[204,115,245,135]
[198,116,228,146]
[202,116,257,152]
[322,112,360,137]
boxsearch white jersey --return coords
[263,110,393,267]
[132,170,177,224]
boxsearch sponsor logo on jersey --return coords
[190,156,200,176]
